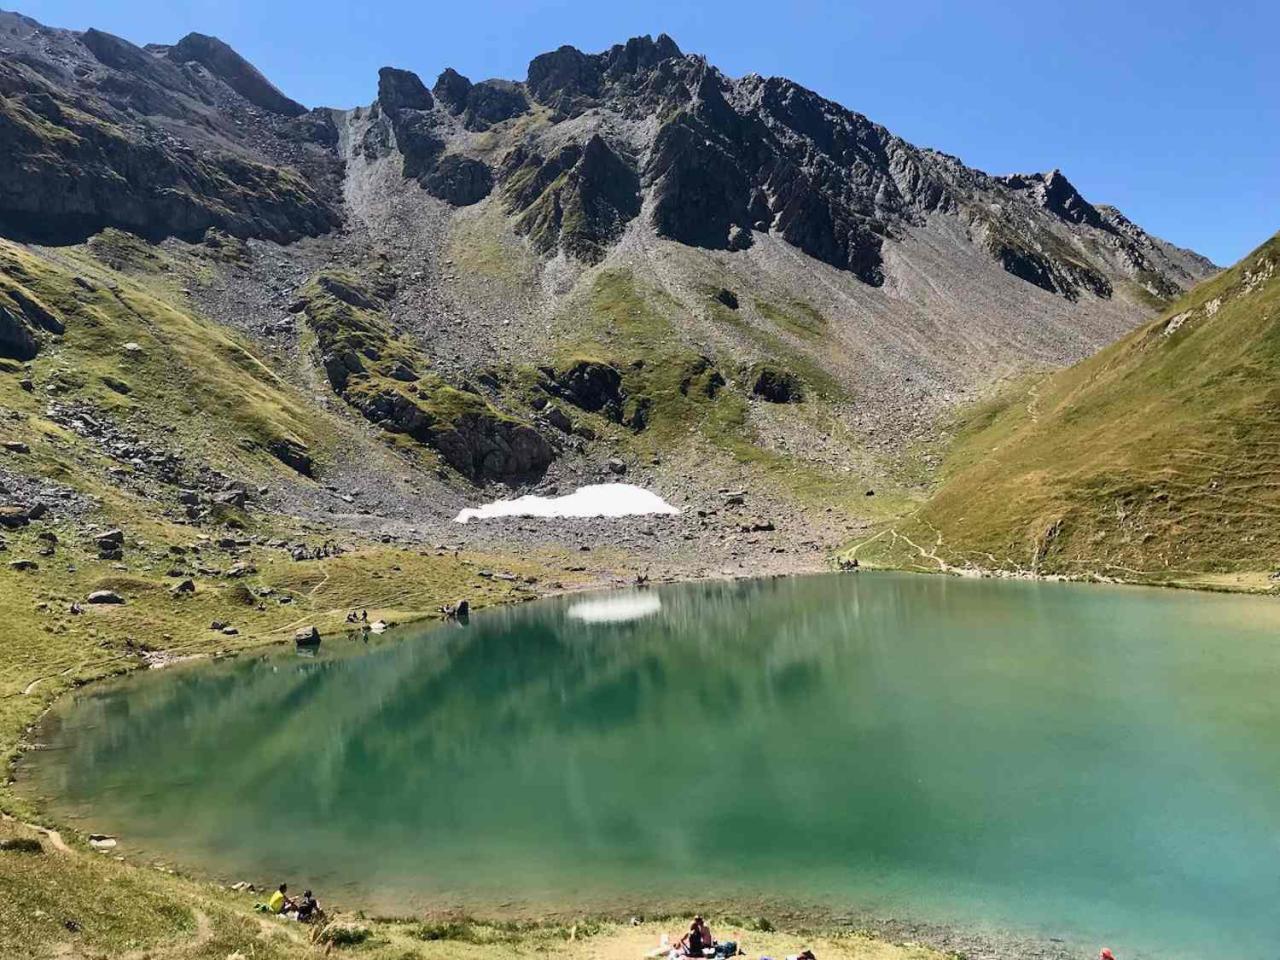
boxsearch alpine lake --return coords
[20,572,1280,959]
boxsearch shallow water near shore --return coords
[22,572,1280,958]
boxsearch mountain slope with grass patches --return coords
[856,232,1280,587]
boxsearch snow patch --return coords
[454,483,680,524]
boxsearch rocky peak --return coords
[998,169,1103,228]
[526,44,601,109]
[168,32,306,116]
[433,67,472,113]
[600,33,682,79]
[460,79,528,131]
[377,66,433,112]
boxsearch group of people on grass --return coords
[258,882,322,923]
[668,917,1118,960]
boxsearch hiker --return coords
[361,609,368,622]
[1100,950,1116,960]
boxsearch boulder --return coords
[2,440,30,454]
[750,365,805,403]
[171,578,196,594]
[0,505,31,528]
[542,360,625,419]
[607,457,627,475]
[86,590,124,604]
[544,405,573,433]
[96,529,125,548]
[8,559,38,571]
[0,837,43,853]
[213,488,247,509]
[713,288,739,310]
[0,306,41,362]
[266,437,313,477]
[294,626,321,646]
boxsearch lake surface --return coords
[23,573,1280,958]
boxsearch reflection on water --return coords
[566,590,662,623]
[21,573,1280,959]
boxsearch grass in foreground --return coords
[0,811,946,960]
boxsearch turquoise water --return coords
[22,573,1280,958]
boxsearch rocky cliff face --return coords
[350,33,1211,303]
[0,10,1210,297]
[0,11,340,244]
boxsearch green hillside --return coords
[858,233,1280,588]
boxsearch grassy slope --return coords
[860,232,1279,586]
[554,268,917,518]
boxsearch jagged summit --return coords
[166,32,307,116]
[349,31,1210,300]
[0,9,1211,302]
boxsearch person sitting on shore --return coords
[677,917,713,957]
[294,889,320,923]
[263,882,293,914]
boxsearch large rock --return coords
[0,306,38,361]
[266,437,314,477]
[430,413,554,484]
[433,68,472,113]
[294,625,321,646]
[86,590,124,604]
[377,66,434,111]
[0,286,64,361]
[541,360,626,420]
[423,154,493,206]
[0,506,31,529]
[750,364,805,403]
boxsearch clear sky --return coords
[16,0,1279,265]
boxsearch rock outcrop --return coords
[503,135,640,262]
[299,269,552,484]
[0,13,339,244]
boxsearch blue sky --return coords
[18,0,1279,265]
